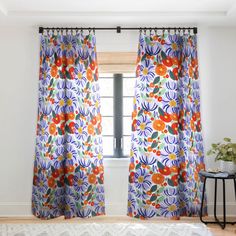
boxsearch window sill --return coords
[103,157,130,168]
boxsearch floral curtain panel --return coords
[128,32,207,219]
[32,31,105,219]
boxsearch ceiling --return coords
[0,0,236,27]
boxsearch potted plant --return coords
[207,137,236,174]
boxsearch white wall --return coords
[0,26,235,216]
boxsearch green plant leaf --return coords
[224,137,231,142]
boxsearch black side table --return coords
[199,171,236,229]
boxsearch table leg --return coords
[234,178,236,200]
[222,179,226,229]
[214,178,217,221]
[200,177,206,223]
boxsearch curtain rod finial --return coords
[116,26,121,33]
[193,27,197,34]
[39,27,43,34]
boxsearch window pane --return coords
[123,97,133,116]
[123,136,131,156]
[123,77,136,96]
[99,78,113,97]
[102,136,114,156]
[100,97,113,116]
[123,116,132,135]
[102,117,113,135]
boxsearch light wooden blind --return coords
[97,52,137,73]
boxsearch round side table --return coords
[199,171,236,229]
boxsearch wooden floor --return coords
[0,216,235,236]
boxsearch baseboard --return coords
[207,202,236,217]
[0,202,235,217]
[0,202,32,217]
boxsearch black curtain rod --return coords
[39,26,197,34]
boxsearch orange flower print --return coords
[50,65,58,77]
[66,112,75,120]
[171,174,178,186]
[160,112,172,123]
[87,68,93,81]
[52,169,60,178]
[153,119,165,131]
[88,174,97,184]
[52,114,61,124]
[87,124,94,135]
[55,57,62,67]
[90,60,96,70]
[49,123,57,135]
[67,57,74,65]
[152,173,164,184]
[173,67,178,80]
[155,64,167,76]
[93,167,100,175]
[159,166,171,176]
[65,165,74,174]
[171,123,178,135]
[170,166,179,173]
[48,177,55,188]
[171,113,179,121]
[91,116,97,125]
[163,57,173,67]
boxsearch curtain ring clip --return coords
[154,27,157,35]
[162,28,165,37]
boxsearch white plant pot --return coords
[219,160,236,174]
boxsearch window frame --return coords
[100,73,135,158]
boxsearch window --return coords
[99,73,136,158]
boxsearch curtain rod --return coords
[39,26,197,34]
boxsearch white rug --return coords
[0,223,213,236]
